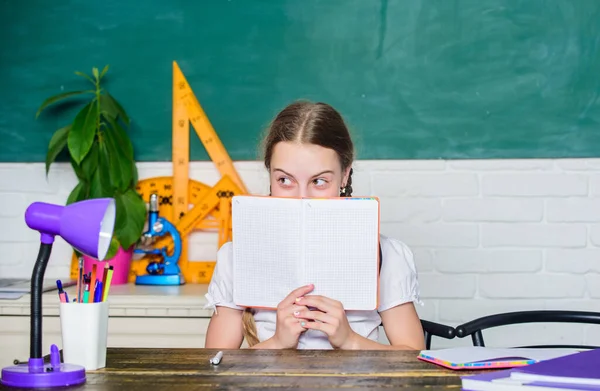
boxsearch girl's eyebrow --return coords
[273,169,335,179]
[311,170,335,178]
[273,168,295,179]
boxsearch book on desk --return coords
[460,348,600,391]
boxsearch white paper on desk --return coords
[420,346,580,364]
[0,292,26,300]
[231,196,380,310]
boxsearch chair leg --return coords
[472,331,485,347]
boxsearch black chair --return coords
[455,310,600,349]
[421,319,456,349]
[379,319,455,349]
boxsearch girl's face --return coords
[269,141,350,198]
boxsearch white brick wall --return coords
[1,158,599,348]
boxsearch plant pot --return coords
[83,246,133,286]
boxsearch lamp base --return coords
[1,345,85,388]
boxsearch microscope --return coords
[134,193,185,285]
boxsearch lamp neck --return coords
[40,233,55,244]
[30,242,53,359]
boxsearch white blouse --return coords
[204,234,422,349]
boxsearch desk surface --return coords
[2,348,483,390]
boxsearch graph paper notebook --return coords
[231,196,380,310]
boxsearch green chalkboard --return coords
[1,0,600,162]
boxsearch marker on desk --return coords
[210,351,223,365]
[56,280,67,303]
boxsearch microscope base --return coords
[135,273,185,286]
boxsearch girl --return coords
[204,101,425,350]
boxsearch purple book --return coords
[461,349,600,391]
[462,369,600,391]
[510,349,600,386]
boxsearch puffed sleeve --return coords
[204,242,244,313]
[377,235,423,312]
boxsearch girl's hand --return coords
[271,284,314,349]
[294,295,358,349]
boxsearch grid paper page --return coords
[232,196,302,308]
[302,198,379,310]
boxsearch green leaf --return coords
[66,181,88,205]
[75,71,95,85]
[45,125,70,176]
[90,139,114,198]
[98,134,122,191]
[132,163,139,185]
[89,166,113,199]
[92,67,99,81]
[100,65,109,80]
[79,141,99,181]
[101,93,129,125]
[106,116,134,159]
[70,155,86,181]
[36,90,93,118]
[103,119,134,191]
[114,189,147,250]
[68,100,98,164]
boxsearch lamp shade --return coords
[25,198,116,260]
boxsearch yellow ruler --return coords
[172,61,191,276]
[172,61,190,222]
[173,61,248,194]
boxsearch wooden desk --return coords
[1,349,480,390]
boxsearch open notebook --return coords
[418,347,580,370]
[231,196,380,310]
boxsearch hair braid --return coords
[242,308,260,347]
[340,168,353,196]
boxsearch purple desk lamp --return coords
[0,198,116,388]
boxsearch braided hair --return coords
[340,168,353,196]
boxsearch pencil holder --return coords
[59,301,109,370]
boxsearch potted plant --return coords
[36,65,147,282]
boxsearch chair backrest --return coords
[420,319,456,349]
[455,310,600,349]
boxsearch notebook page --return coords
[231,196,302,308]
[301,198,379,310]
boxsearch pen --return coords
[77,257,84,302]
[56,280,66,303]
[209,351,223,365]
[89,264,97,303]
[82,275,90,303]
[102,266,114,302]
[94,281,103,303]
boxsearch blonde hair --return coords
[241,100,355,346]
[242,309,260,347]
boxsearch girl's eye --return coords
[278,177,292,186]
[313,178,327,187]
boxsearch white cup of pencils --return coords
[58,261,113,370]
